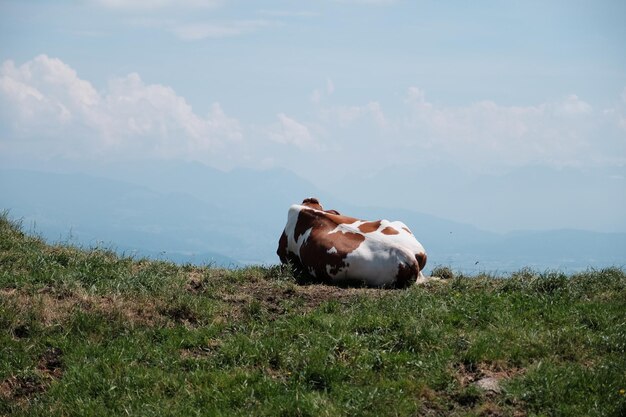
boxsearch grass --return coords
[1,213,625,416]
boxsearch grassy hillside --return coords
[1,214,625,416]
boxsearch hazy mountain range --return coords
[1,163,624,274]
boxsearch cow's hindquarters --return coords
[334,242,419,287]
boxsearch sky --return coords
[0,0,625,232]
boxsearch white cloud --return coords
[401,87,608,168]
[170,20,272,40]
[96,0,272,41]
[329,105,361,125]
[128,18,272,41]
[326,79,335,95]
[333,0,396,4]
[554,94,592,116]
[366,102,387,127]
[310,89,322,104]
[601,89,626,132]
[0,56,100,138]
[0,55,242,160]
[93,0,221,10]
[321,101,387,128]
[268,113,318,150]
[310,78,335,104]
[258,10,320,18]
[309,86,622,171]
[619,116,626,131]
[405,86,428,106]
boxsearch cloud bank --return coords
[0,55,241,160]
[1,55,624,174]
[398,87,610,169]
[267,113,319,150]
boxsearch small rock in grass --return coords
[475,377,501,394]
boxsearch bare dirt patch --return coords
[180,340,222,360]
[0,374,46,402]
[183,266,395,320]
[0,347,64,405]
[185,270,210,293]
[455,361,526,395]
[218,279,389,319]
[37,347,64,379]
[475,400,505,417]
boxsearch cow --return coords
[277,198,427,288]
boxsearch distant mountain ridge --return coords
[1,165,624,273]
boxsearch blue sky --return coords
[1,0,625,232]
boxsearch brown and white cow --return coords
[277,198,427,288]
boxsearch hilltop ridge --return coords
[1,213,625,416]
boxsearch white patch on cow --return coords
[327,218,426,286]
[327,220,362,235]
[339,239,412,286]
[283,204,312,255]
[327,246,338,254]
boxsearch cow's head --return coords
[301,197,323,211]
[301,197,341,215]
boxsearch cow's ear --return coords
[326,209,341,215]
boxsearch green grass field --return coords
[1,213,625,416]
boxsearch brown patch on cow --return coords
[291,208,365,280]
[284,251,306,276]
[293,208,314,243]
[293,207,358,243]
[402,227,412,234]
[358,220,381,233]
[323,211,360,227]
[416,252,427,270]
[381,226,399,235]
[395,261,419,288]
[301,229,365,280]
[277,230,288,263]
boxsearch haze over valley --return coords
[1,162,623,274]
